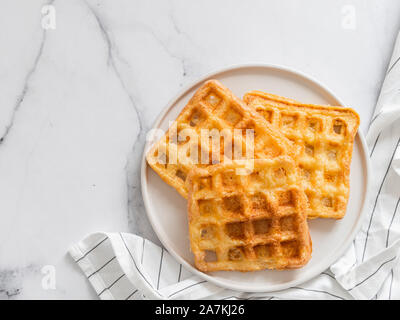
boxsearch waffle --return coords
[187,157,312,272]
[244,91,360,219]
[146,80,295,198]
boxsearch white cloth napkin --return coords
[69,32,400,300]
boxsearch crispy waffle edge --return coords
[244,90,360,219]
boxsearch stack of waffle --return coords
[146,80,359,272]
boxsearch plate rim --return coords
[140,63,372,293]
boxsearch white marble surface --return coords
[0,0,399,299]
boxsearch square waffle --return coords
[244,91,360,219]
[186,157,312,272]
[146,80,295,198]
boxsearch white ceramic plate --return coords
[141,64,371,292]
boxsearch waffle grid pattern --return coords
[187,158,312,272]
[244,91,360,219]
[146,81,294,198]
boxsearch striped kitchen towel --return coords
[69,31,400,300]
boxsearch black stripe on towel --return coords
[157,248,164,290]
[177,264,182,282]
[125,289,138,300]
[98,274,126,296]
[87,256,116,279]
[362,137,400,261]
[119,233,154,289]
[292,286,345,300]
[387,56,400,75]
[389,270,394,300]
[370,133,381,157]
[349,256,396,291]
[369,112,382,128]
[167,280,207,298]
[141,238,145,264]
[386,197,400,247]
[76,237,109,263]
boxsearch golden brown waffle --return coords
[146,80,295,198]
[244,91,360,219]
[187,158,312,272]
